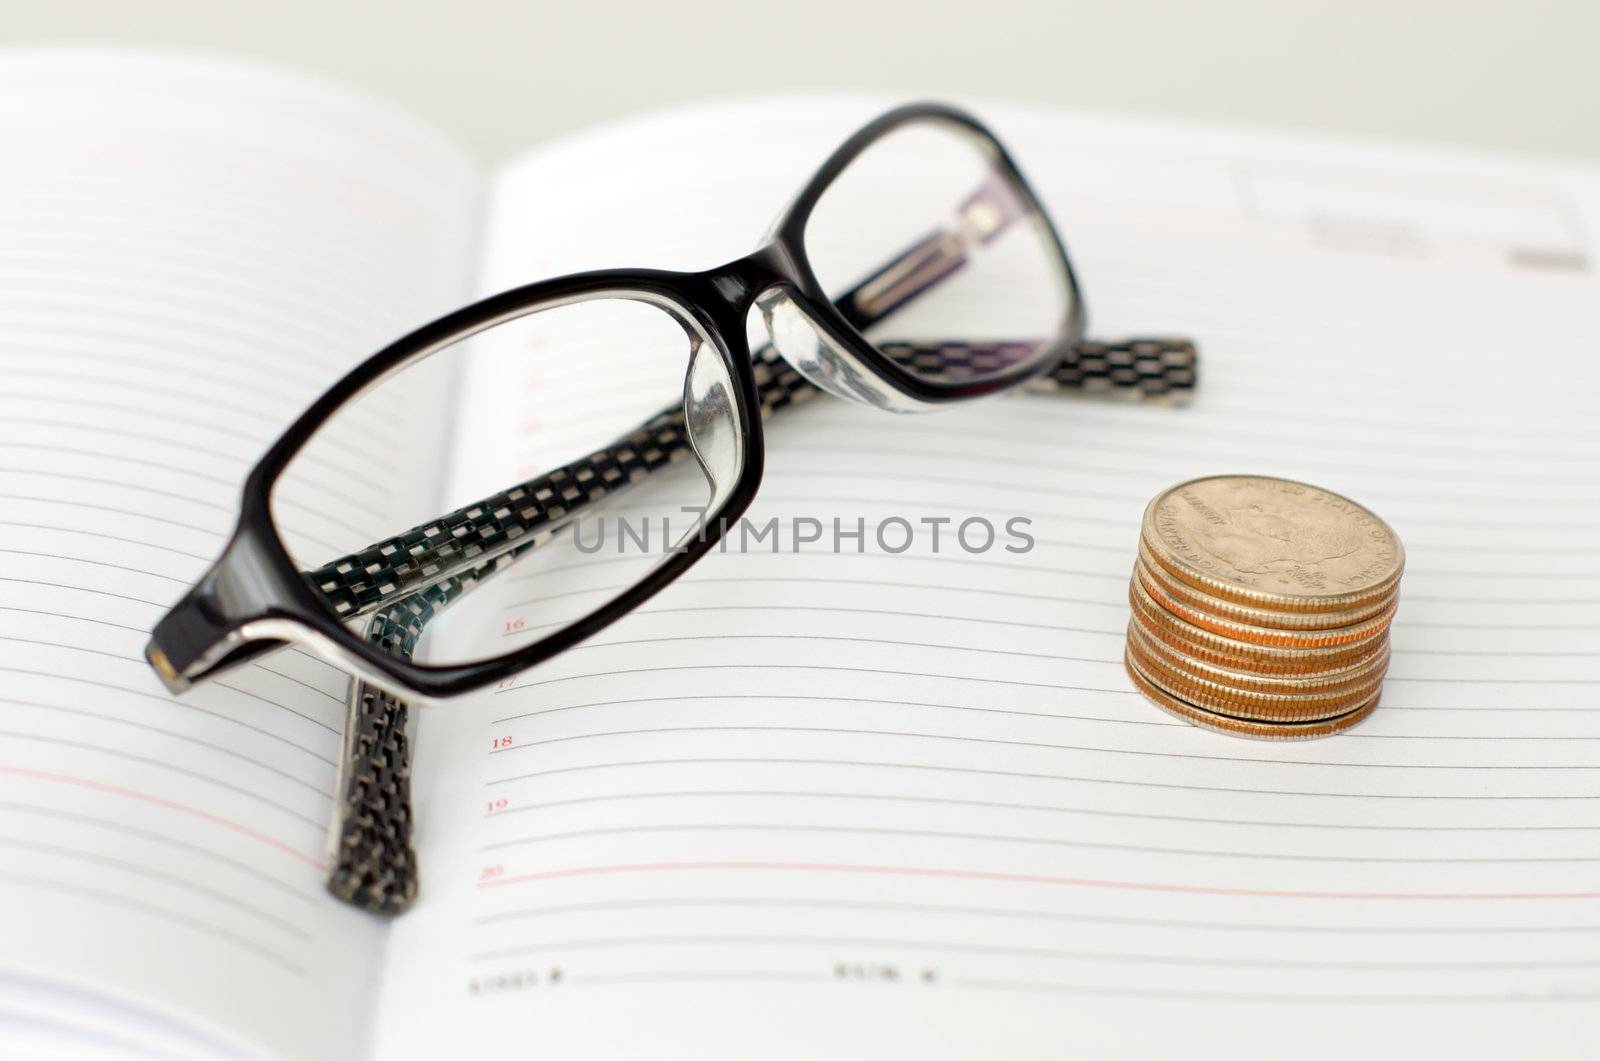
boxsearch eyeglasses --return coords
[142,102,1197,910]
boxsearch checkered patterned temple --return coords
[321,335,1198,914]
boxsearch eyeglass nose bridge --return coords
[695,248,940,413]
[752,282,932,413]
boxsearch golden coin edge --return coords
[1128,588,1389,671]
[1124,648,1380,740]
[1127,633,1385,719]
[1136,549,1398,631]
[1134,565,1397,649]
[1128,619,1391,693]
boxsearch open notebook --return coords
[2,46,1597,1061]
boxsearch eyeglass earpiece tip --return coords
[145,641,191,694]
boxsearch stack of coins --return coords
[1124,475,1404,740]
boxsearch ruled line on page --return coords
[469,931,1600,969]
[1,181,439,272]
[487,662,1594,712]
[477,722,1600,772]
[507,633,1126,666]
[0,271,408,356]
[0,665,340,751]
[0,869,307,977]
[487,688,1597,726]
[785,441,1600,494]
[0,835,313,937]
[0,396,397,501]
[503,548,1600,607]
[497,632,1597,686]
[0,244,413,355]
[0,799,316,900]
[0,430,396,507]
[2,252,412,339]
[491,692,1173,730]
[0,520,217,562]
[480,823,1600,866]
[0,344,316,411]
[490,662,1143,699]
[0,698,332,796]
[472,861,1600,901]
[0,731,328,830]
[787,416,1600,484]
[950,978,1600,1004]
[0,499,219,542]
[491,603,1600,657]
[483,757,1598,803]
[795,409,1595,463]
[565,969,829,987]
[470,895,1600,932]
[488,696,1600,736]
[480,791,1600,830]
[0,765,321,868]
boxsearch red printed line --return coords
[0,765,321,868]
[478,861,1600,902]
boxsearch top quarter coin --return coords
[1140,475,1404,613]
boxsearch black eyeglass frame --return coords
[147,101,1086,700]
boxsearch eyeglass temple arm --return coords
[320,351,812,912]
[308,334,1195,625]
[828,174,1207,403]
[322,170,1198,910]
[321,335,1197,912]
[834,169,1030,329]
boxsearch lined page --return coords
[381,99,1600,1059]
[0,50,477,1059]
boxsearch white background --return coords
[3,0,1596,163]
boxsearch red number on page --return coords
[505,618,525,633]
[492,735,514,750]
[486,798,509,815]
[479,865,504,882]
